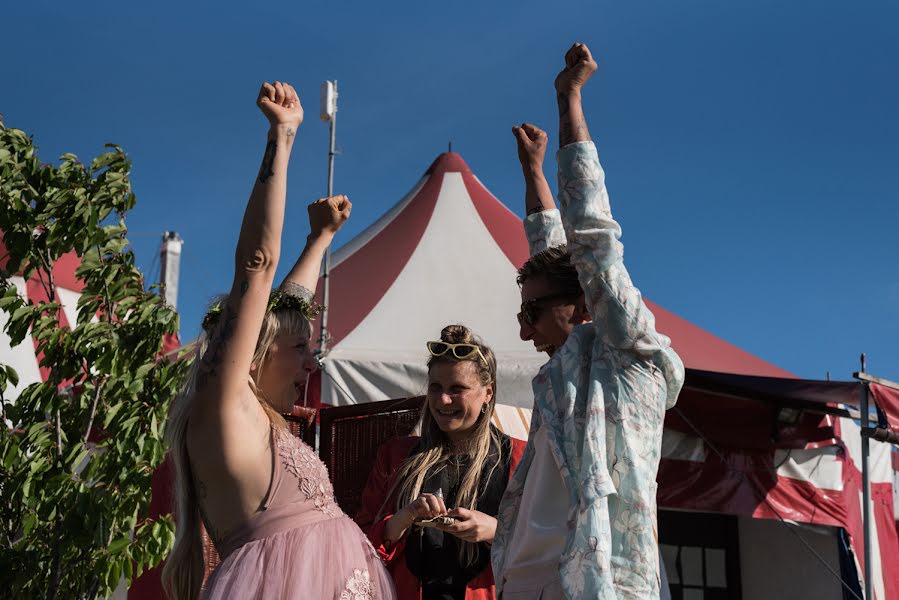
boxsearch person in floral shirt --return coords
[491,43,685,599]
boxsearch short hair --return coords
[516,244,582,297]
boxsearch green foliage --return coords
[0,117,189,598]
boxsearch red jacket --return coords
[355,435,526,600]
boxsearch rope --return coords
[316,359,356,405]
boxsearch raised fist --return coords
[554,43,598,94]
[512,123,548,169]
[308,195,351,237]
[257,81,304,129]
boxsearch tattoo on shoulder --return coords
[195,477,227,545]
[197,477,208,499]
[258,140,276,183]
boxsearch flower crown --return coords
[202,289,323,332]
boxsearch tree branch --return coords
[35,249,57,303]
[83,379,105,444]
[55,409,62,457]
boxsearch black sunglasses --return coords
[516,292,577,327]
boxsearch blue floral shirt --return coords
[492,142,684,599]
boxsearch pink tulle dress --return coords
[203,425,396,600]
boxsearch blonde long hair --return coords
[392,324,502,566]
[162,297,310,600]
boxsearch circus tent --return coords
[312,150,793,411]
[0,237,181,398]
[311,151,899,598]
[0,241,85,397]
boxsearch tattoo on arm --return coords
[258,140,276,183]
[279,281,314,302]
[557,92,588,148]
[195,477,226,546]
[196,298,239,392]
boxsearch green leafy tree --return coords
[0,118,188,598]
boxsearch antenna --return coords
[159,231,183,309]
[318,81,338,356]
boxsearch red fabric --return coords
[872,482,899,600]
[659,420,899,598]
[462,168,529,270]
[311,157,444,348]
[25,277,73,384]
[128,458,174,599]
[355,436,526,600]
[665,388,835,451]
[0,234,85,293]
[870,383,899,432]
[645,301,794,377]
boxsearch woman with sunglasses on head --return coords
[163,81,394,600]
[355,325,526,600]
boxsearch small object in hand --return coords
[415,516,457,528]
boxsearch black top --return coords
[404,429,513,600]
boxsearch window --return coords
[658,510,742,600]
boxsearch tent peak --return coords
[426,151,470,176]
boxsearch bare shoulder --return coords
[186,382,271,475]
[186,383,275,534]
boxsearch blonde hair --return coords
[162,297,310,600]
[393,324,502,566]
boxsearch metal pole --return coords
[859,353,872,599]
[318,81,337,355]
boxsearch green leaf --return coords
[107,536,130,555]
[22,512,37,536]
[0,120,189,597]
[102,402,124,429]
[69,446,91,473]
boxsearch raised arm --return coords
[513,124,556,216]
[555,43,595,147]
[278,195,352,301]
[554,46,682,394]
[513,123,567,255]
[193,82,302,411]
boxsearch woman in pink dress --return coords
[162,80,395,600]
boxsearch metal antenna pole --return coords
[318,81,337,356]
[859,352,872,600]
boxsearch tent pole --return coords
[319,81,338,356]
[859,353,872,599]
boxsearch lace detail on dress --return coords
[275,427,340,516]
[339,568,376,600]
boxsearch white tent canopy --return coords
[313,150,794,411]
[317,152,544,408]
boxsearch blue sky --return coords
[3,0,897,382]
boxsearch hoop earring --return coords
[481,403,489,415]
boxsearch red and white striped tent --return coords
[313,151,791,410]
[0,236,182,600]
[312,151,899,598]
[0,238,181,396]
[0,242,85,394]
